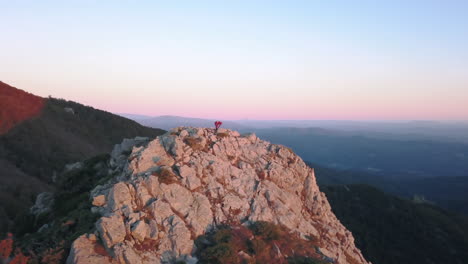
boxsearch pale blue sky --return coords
[1,1,467,119]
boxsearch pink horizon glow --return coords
[2,77,467,121]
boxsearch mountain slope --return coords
[57,127,367,264]
[309,162,468,215]
[0,81,166,234]
[1,97,165,181]
[0,81,45,135]
[12,128,468,264]
[322,184,468,264]
[391,176,468,215]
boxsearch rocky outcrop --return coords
[68,127,369,264]
[30,192,54,216]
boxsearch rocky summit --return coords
[67,127,369,264]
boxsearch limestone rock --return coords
[68,127,369,264]
[67,235,114,264]
[108,182,133,212]
[96,213,126,249]
[30,192,54,215]
[131,220,149,242]
[92,195,106,207]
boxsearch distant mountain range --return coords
[120,114,468,143]
[127,115,249,131]
[0,81,165,234]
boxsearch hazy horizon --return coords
[119,113,468,123]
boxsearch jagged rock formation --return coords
[67,127,369,264]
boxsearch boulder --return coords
[92,195,106,207]
[96,213,126,249]
[66,235,114,264]
[30,192,54,215]
[131,220,149,242]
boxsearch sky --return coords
[1,0,468,120]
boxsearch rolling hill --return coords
[322,184,468,264]
[0,81,165,234]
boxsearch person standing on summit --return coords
[214,121,222,133]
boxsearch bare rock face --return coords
[30,192,54,215]
[66,234,115,264]
[68,127,369,264]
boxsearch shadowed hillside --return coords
[309,162,468,216]
[322,184,468,264]
[0,82,166,235]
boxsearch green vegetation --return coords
[13,154,113,263]
[1,98,164,182]
[322,184,468,264]
[249,221,281,241]
[0,97,165,235]
[310,162,468,216]
[195,223,328,264]
[287,257,324,264]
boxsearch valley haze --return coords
[120,114,468,143]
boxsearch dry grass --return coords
[284,146,294,154]
[256,170,266,180]
[40,245,67,264]
[217,132,229,138]
[153,168,179,185]
[195,223,324,264]
[134,238,159,252]
[184,137,205,151]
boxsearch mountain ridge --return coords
[0,81,166,235]
[66,127,368,264]
[0,81,45,135]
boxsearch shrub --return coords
[249,221,282,241]
[195,223,325,264]
[216,132,229,138]
[0,234,30,264]
[287,256,324,264]
[8,249,30,264]
[247,238,267,255]
[155,168,179,185]
[213,228,233,244]
[0,233,13,259]
[199,243,238,264]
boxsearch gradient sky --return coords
[1,0,467,120]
